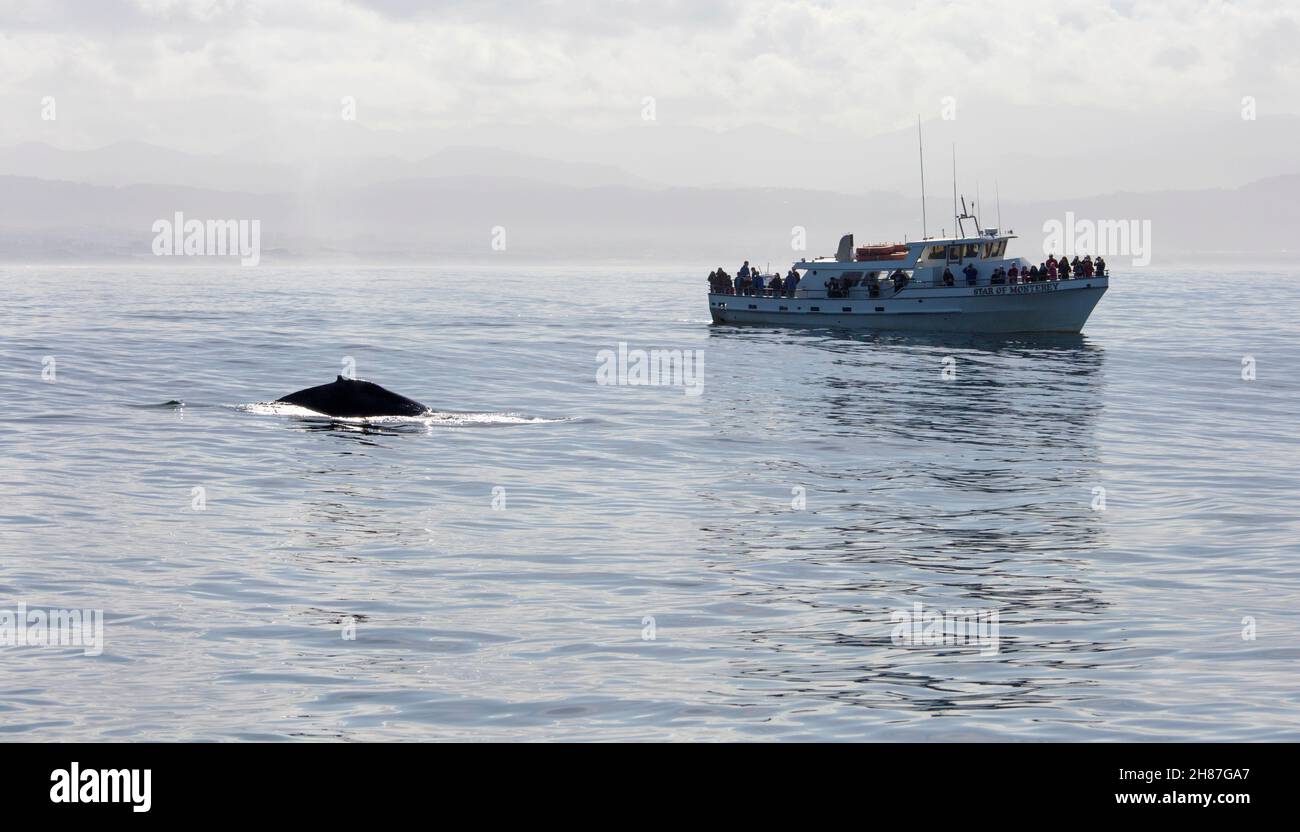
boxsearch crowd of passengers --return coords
[708,260,801,297]
[943,253,1107,287]
[708,254,1107,296]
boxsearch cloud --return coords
[0,0,1296,155]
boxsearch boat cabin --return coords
[792,229,1023,298]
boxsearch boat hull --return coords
[709,277,1107,333]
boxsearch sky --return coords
[2,0,1298,155]
[2,0,1298,264]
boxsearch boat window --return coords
[964,243,979,258]
[928,245,947,260]
[946,245,962,264]
[993,240,1007,257]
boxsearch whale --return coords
[275,376,429,418]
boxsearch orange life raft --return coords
[854,243,909,261]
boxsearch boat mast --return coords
[917,116,928,240]
[951,144,958,238]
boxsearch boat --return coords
[709,123,1107,334]
[708,227,1108,334]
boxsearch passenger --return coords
[867,272,881,297]
[1008,264,1019,283]
[1095,256,1107,277]
[1046,257,1058,281]
[785,269,799,297]
[708,270,719,292]
[942,267,955,286]
[963,262,978,286]
[1082,255,1094,278]
[1028,265,1040,282]
[1060,257,1072,279]
[752,272,765,295]
[991,266,1005,285]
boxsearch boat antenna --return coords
[976,182,981,232]
[917,115,928,239]
[995,180,1002,233]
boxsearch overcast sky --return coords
[2,0,1298,156]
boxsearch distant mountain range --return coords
[1,136,1296,265]
[9,103,1299,198]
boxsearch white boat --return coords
[709,229,1108,334]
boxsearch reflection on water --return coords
[700,327,1110,731]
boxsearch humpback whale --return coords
[276,376,429,418]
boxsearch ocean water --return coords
[2,264,1298,741]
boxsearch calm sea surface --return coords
[2,264,1298,741]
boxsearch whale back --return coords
[276,376,428,417]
